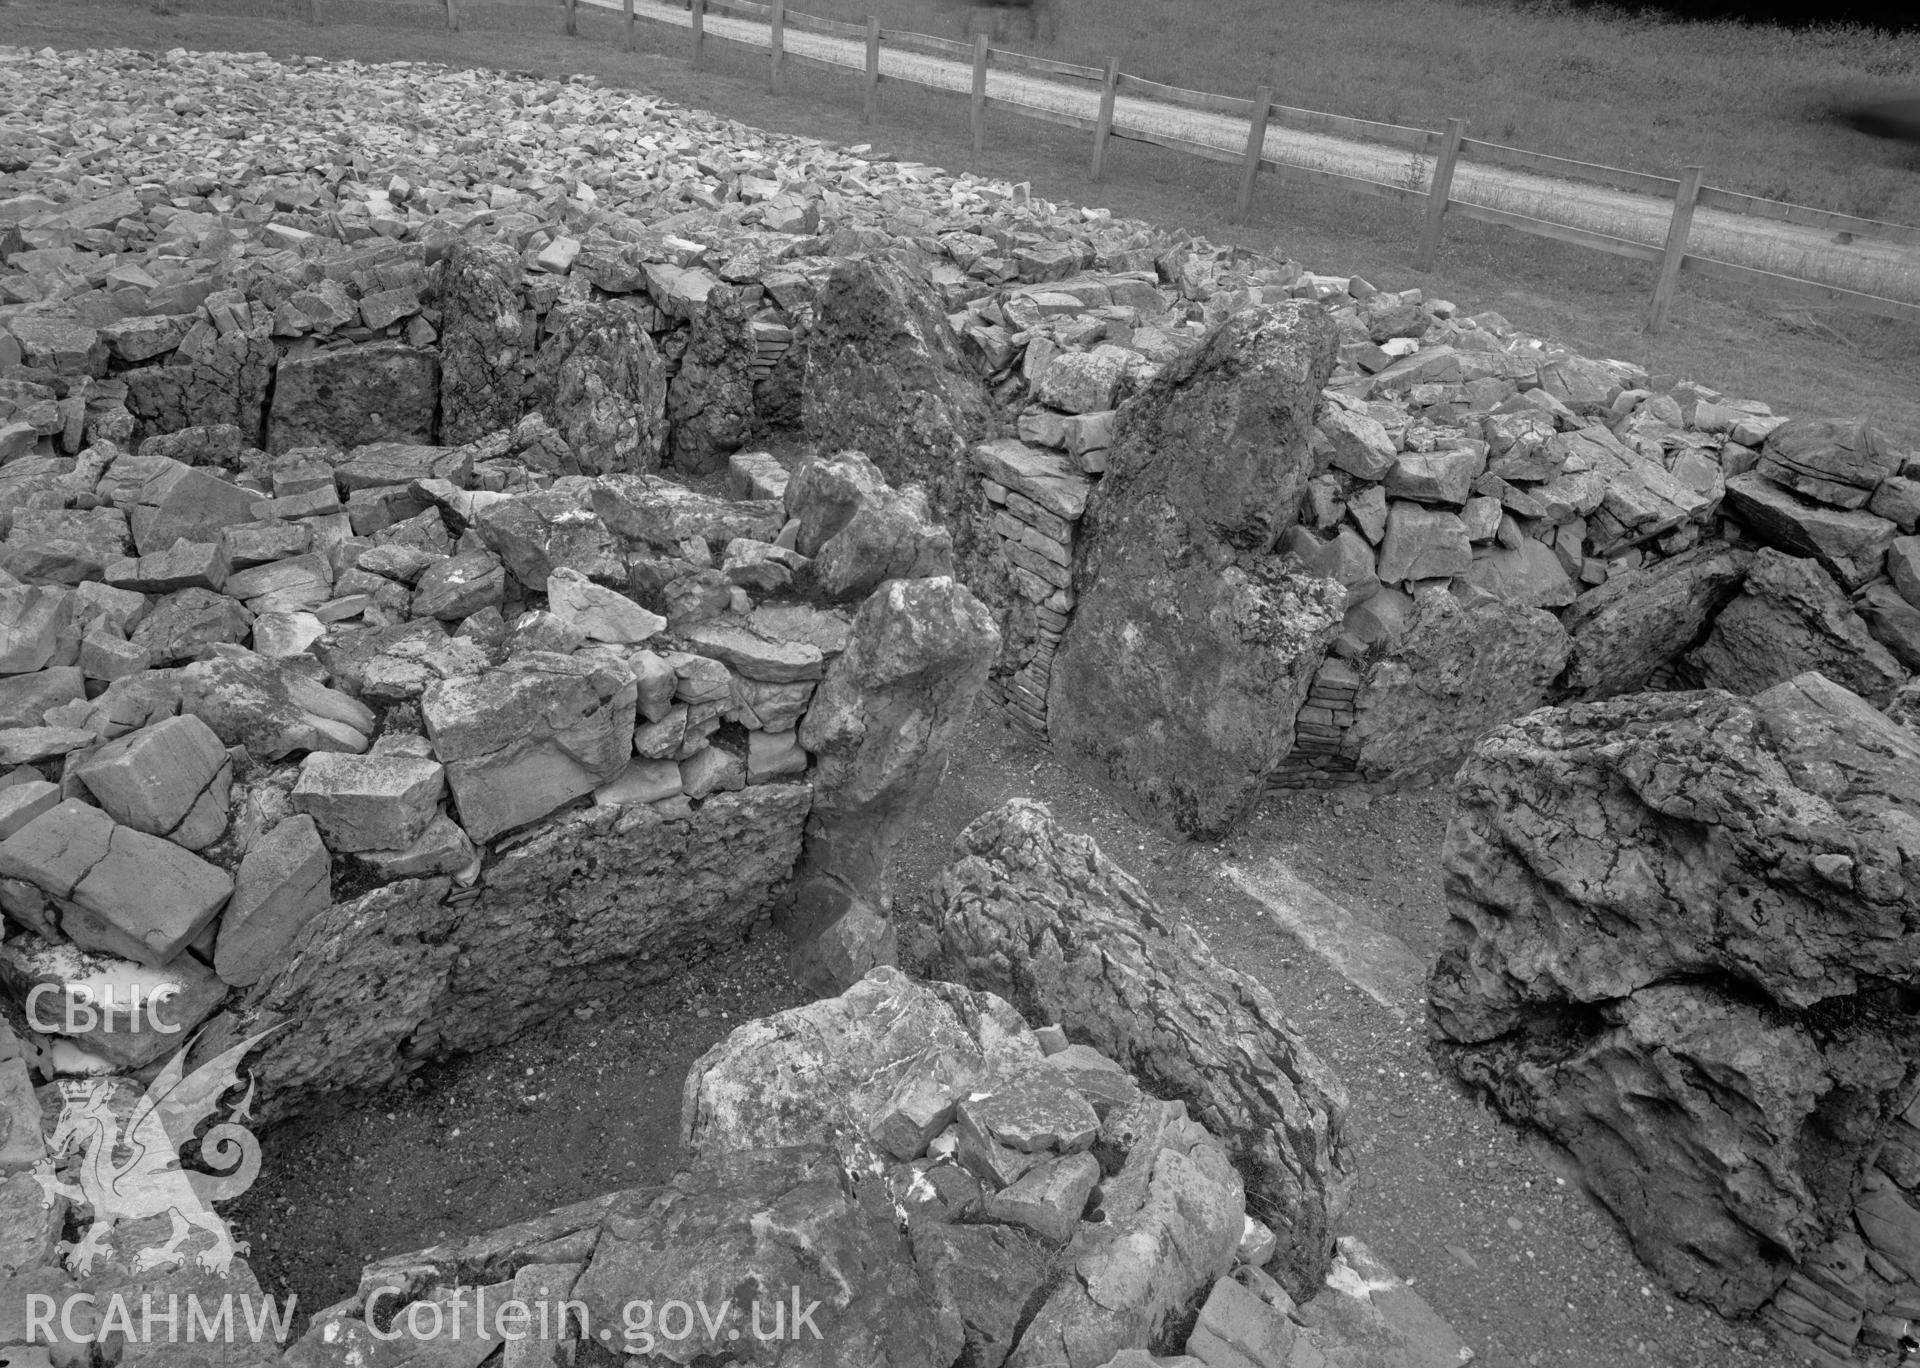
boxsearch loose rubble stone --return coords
[70,713,233,851]
[180,649,375,758]
[0,798,231,967]
[291,750,447,853]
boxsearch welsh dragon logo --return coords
[30,1027,281,1277]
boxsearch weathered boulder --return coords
[1686,547,1905,707]
[681,965,1246,1368]
[1047,303,1346,837]
[1463,538,1575,608]
[1756,417,1899,510]
[1429,672,1920,1313]
[179,649,375,758]
[785,450,954,601]
[929,799,1353,1294]
[529,298,667,475]
[266,343,438,453]
[1560,543,1751,698]
[1346,584,1568,784]
[682,966,1043,1162]
[436,240,525,444]
[421,651,638,842]
[544,567,664,644]
[801,257,995,537]
[129,463,258,556]
[575,1142,962,1368]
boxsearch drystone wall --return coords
[912,238,1920,833]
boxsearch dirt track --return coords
[600,0,1920,307]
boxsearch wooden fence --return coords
[301,0,1920,334]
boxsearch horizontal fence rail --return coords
[274,0,1920,333]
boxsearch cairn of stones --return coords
[5,35,1920,1368]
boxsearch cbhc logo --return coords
[24,983,183,1035]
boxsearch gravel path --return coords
[601,0,1920,306]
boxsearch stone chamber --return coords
[4,38,1920,1368]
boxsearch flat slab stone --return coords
[970,439,1092,520]
[0,931,226,1068]
[0,799,232,966]
[214,813,331,988]
[679,620,824,683]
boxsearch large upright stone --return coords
[266,343,439,453]
[214,814,331,987]
[122,328,274,447]
[801,258,995,537]
[1349,586,1569,784]
[663,280,758,476]
[791,578,997,988]
[1560,543,1751,698]
[1047,302,1345,838]
[528,298,667,476]
[436,240,525,444]
[422,651,639,842]
[1430,673,1920,1314]
[1687,547,1905,706]
[932,799,1353,1294]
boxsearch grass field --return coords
[7,0,1920,444]
[798,0,1920,223]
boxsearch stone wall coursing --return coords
[951,259,1920,818]
[217,783,810,1118]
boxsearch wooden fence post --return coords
[1089,56,1118,181]
[564,0,577,36]
[622,0,634,50]
[443,0,459,28]
[691,0,706,70]
[305,0,319,25]
[770,0,787,93]
[1646,165,1703,333]
[970,33,989,158]
[1414,117,1467,271]
[863,16,881,125]
[1233,83,1273,223]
